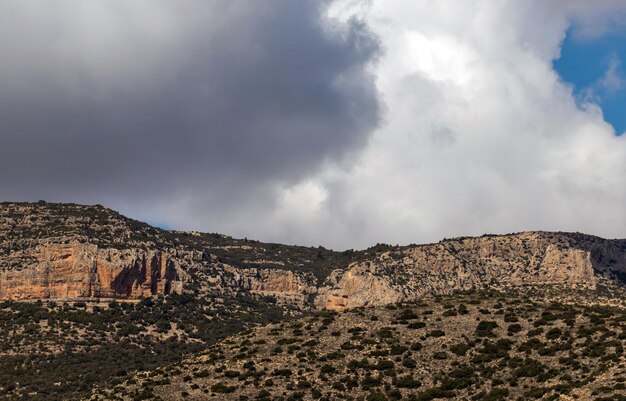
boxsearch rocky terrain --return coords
[88,292,626,401]
[2,201,626,400]
[0,202,358,305]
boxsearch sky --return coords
[554,23,626,134]
[1,0,626,250]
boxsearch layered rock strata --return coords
[318,232,611,310]
[1,203,625,311]
[0,242,187,300]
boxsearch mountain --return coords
[2,201,626,401]
[2,202,626,309]
[0,201,356,304]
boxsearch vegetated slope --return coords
[88,291,626,401]
[0,292,286,401]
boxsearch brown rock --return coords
[0,242,187,300]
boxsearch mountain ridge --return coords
[2,201,626,310]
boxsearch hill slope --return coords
[88,293,626,401]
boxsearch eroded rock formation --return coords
[0,242,187,300]
[318,232,616,311]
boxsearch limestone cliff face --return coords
[536,245,595,285]
[0,240,315,303]
[193,264,317,307]
[0,242,187,300]
[318,232,600,311]
[0,231,620,307]
[316,262,402,310]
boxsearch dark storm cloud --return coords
[0,1,380,209]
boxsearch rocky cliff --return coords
[1,202,625,310]
[317,232,608,310]
[0,242,188,300]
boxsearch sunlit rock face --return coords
[0,242,186,300]
[317,232,625,311]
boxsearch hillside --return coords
[2,202,626,310]
[88,293,626,401]
[1,202,626,400]
[0,201,363,305]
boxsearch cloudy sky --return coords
[1,0,626,249]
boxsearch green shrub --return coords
[476,321,498,337]
[211,383,236,393]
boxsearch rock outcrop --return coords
[213,266,318,306]
[318,232,614,311]
[0,242,187,300]
[1,202,625,310]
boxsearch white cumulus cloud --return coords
[247,0,626,249]
[3,0,626,250]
